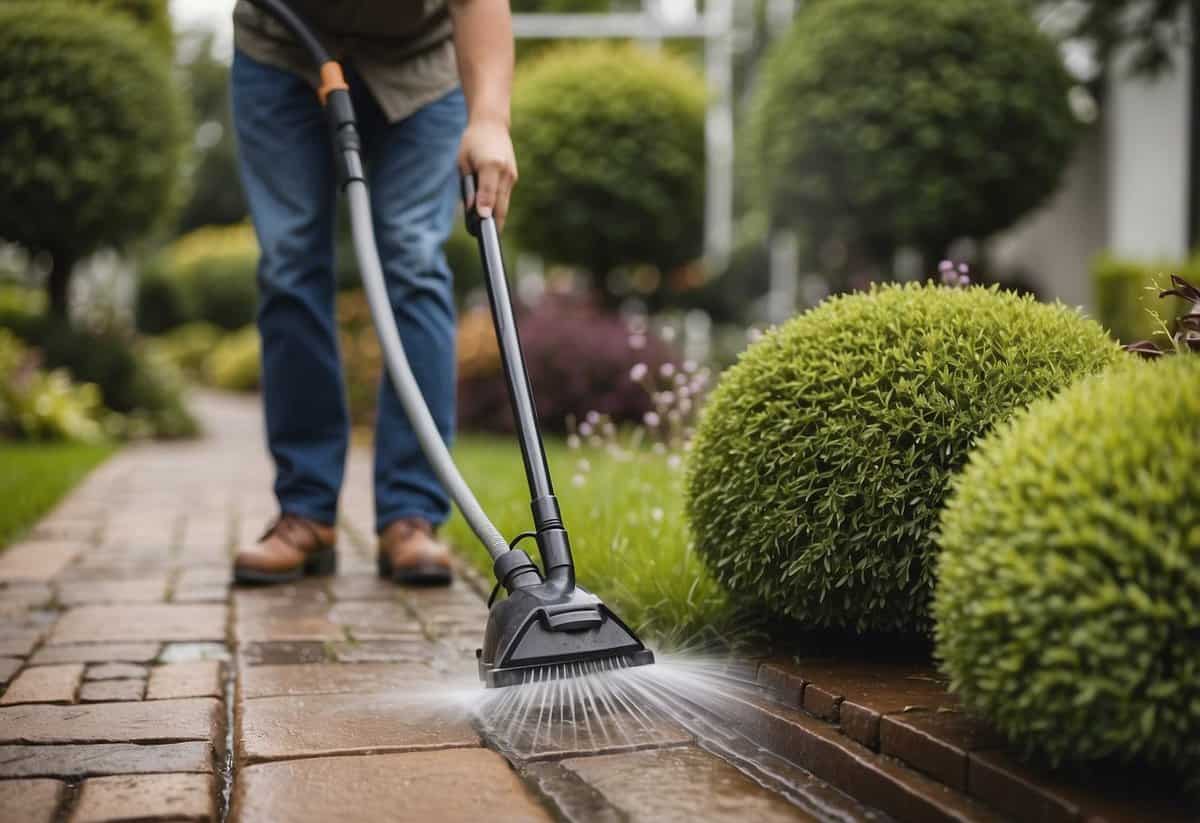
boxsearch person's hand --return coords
[458,116,517,231]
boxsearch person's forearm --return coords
[449,0,514,127]
[449,0,517,226]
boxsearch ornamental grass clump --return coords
[686,282,1122,635]
[935,355,1200,784]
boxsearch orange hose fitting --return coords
[317,61,348,106]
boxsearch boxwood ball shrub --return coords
[0,2,187,316]
[137,224,259,334]
[686,283,1122,635]
[750,0,1078,268]
[509,44,706,294]
[78,0,175,55]
[935,356,1200,782]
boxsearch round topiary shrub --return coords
[750,0,1078,269]
[81,0,175,55]
[137,224,259,333]
[204,326,261,393]
[0,1,187,315]
[685,283,1122,635]
[935,355,1200,783]
[509,43,706,295]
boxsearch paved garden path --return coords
[0,391,857,822]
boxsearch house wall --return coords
[990,39,1193,311]
[1105,48,1193,261]
[988,127,1108,310]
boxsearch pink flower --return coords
[630,362,648,382]
[643,411,661,427]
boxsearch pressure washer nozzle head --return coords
[477,581,654,688]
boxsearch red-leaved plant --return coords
[1124,274,1200,358]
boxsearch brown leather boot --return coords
[233,514,337,585]
[377,517,452,586]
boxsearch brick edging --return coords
[753,659,1197,822]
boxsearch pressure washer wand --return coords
[461,176,576,593]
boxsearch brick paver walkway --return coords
[1,392,855,823]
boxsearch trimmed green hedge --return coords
[1091,253,1189,343]
[509,43,706,292]
[685,283,1122,635]
[204,326,260,393]
[750,0,1078,267]
[936,355,1200,785]
[137,224,259,333]
[82,0,174,54]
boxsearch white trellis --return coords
[512,0,735,270]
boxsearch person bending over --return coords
[229,0,517,586]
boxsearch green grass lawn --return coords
[446,435,739,649]
[0,440,115,548]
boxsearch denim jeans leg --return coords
[356,88,466,533]
[231,50,347,525]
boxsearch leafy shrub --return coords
[175,30,246,233]
[935,355,1200,784]
[750,0,1078,270]
[137,224,259,333]
[80,0,174,55]
[204,326,260,392]
[0,330,105,441]
[0,284,44,319]
[0,312,196,439]
[685,283,1122,635]
[0,2,187,315]
[458,296,675,434]
[509,44,706,294]
[1092,254,1189,343]
[149,322,223,378]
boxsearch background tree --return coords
[175,31,248,235]
[1037,0,1196,78]
[750,0,1080,279]
[83,0,176,56]
[508,43,706,302]
[0,2,188,317]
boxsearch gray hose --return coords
[346,180,510,561]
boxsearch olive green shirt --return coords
[233,0,459,123]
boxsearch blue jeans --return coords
[231,50,463,533]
